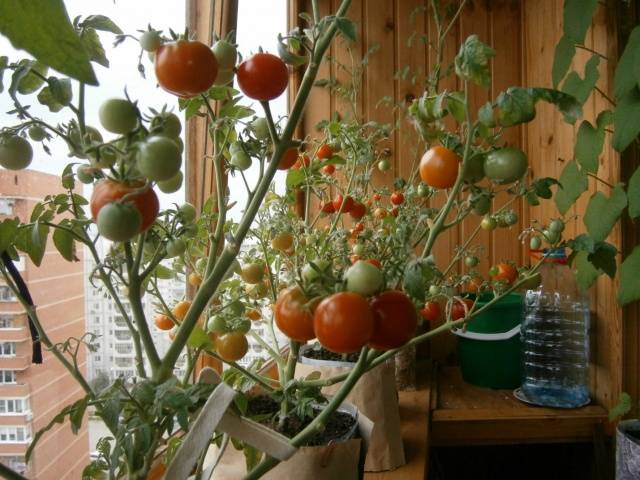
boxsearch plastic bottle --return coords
[520,248,590,408]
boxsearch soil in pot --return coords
[246,395,357,446]
[301,345,359,363]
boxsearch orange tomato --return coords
[154,314,174,331]
[419,146,460,189]
[172,300,191,321]
[491,263,518,284]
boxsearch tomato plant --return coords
[237,52,288,101]
[490,263,518,284]
[419,146,460,189]
[155,39,218,97]
[216,332,249,361]
[420,301,441,322]
[313,292,374,353]
[274,286,316,342]
[484,147,528,184]
[451,298,474,320]
[368,291,417,350]
[90,180,159,232]
[96,203,142,242]
[344,260,383,296]
[279,147,299,170]
[317,143,333,159]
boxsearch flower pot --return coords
[295,343,405,472]
[454,293,523,389]
[617,419,640,479]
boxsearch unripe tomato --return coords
[172,300,191,321]
[150,112,182,138]
[140,31,163,52]
[250,117,270,140]
[543,229,560,244]
[344,260,383,296]
[428,284,440,296]
[212,40,237,69]
[178,203,197,223]
[549,219,565,233]
[317,144,333,159]
[390,192,405,205]
[91,180,159,232]
[96,203,142,242]
[274,286,316,342]
[314,292,374,353]
[237,52,288,101]
[463,154,486,184]
[491,263,518,284]
[241,263,264,284]
[529,236,542,250]
[472,195,491,216]
[207,316,227,334]
[417,183,430,197]
[154,314,174,331]
[99,98,138,134]
[368,290,417,350]
[216,332,248,361]
[465,256,479,268]
[503,211,519,226]
[230,151,252,170]
[155,40,218,98]
[484,147,528,184]
[157,171,183,193]
[378,159,391,172]
[366,258,382,269]
[279,147,299,170]
[76,165,97,184]
[27,125,46,141]
[352,243,365,256]
[332,194,354,213]
[301,259,331,284]
[0,135,33,170]
[480,216,497,231]
[321,164,335,175]
[451,298,474,320]
[271,232,294,251]
[374,207,387,219]
[188,272,203,287]
[166,238,186,257]
[420,301,441,322]
[137,136,182,181]
[349,202,366,220]
[419,146,460,189]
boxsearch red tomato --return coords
[451,298,474,320]
[321,164,335,175]
[292,154,311,169]
[274,286,316,342]
[314,292,374,353]
[332,194,354,213]
[321,201,336,214]
[154,314,174,331]
[491,263,518,284]
[420,302,441,322]
[419,146,460,189]
[155,40,218,98]
[390,192,405,205]
[373,193,382,201]
[349,202,366,220]
[316,144,333,159]
[237,53,289,101]
[366,258,382,269]
[368,291,417,350]
[279,147,299,170]
[90,180,159,231]
[391,207,399,217]
[354,222,365,233]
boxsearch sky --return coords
[0,0,287,217]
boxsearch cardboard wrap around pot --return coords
[296,345,406,472]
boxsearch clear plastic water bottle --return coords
[520,248,590,408]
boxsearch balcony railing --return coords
[0,356,29,370]
[0,383,29,396]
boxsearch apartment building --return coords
[0,169,88,479]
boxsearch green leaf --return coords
[0,0,97,85]
[532,177,560,199]
[79,15,122,34]
[555,160,588,215]
[615,26,640,99]
[563,0,598,44]
[493,87,581,128]
[335,17,357,42]
[454,34,496,87]
[53,228,75,261]
[574,110,612,174]
[628,165,640,219]
[575,250,600,290]
[478,101,495,127]
[286,168,306,189]
[613,86,640,152]
[552,35,576,88]
[187,325,212,349]
[277,34,307,67]
[37,77,73,112]
[619,247,640,305]
[81,28,109,68]
[153,264,174,279]
[609,392,632,421]
[529,87,582,124]
[0,218,19,253]
[0,56,8,93]
[561,54,600,105]
[26,223,49,266]
[583,184,627,242]
[588,242,618,279]
[15,60,48,94]
[568,233,596,253]
[447,92,466,123]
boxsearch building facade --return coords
[0,170,88,479]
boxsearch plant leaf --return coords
[0,218,19,253]
[575,250,600,291]
[555,160,588,215]
[588,242,618,279]
[575,110,612,174]
[583,184,627,242]
[613,86,640,152]
[609,392,632,421]
[52,227,75,261]
[80,15,122,34]
[615,26,640,99]
[454,34,496,87]
[561,54,600,105]
[563,0,598,43]
[335,17,357,42]
[619,247,640,305]
[187,325,212,349]
[286,168,306,188]
[0,0,97,85]
[628,165,640,219]
[552,35,576,88]
[277,33,308,67]
[81,28,109,68]
[15,60,48,94]
[37,77,73,112]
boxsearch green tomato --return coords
[207,316,228,334]
[236,318,251,334]
[472,194,491,216]
[181,223,199,238]
[213,68,235,86]
[178,203,197,223]
[377,159,391,172]
[549,219,565,233]
[157,171,184,193]
[137,136,182,181]
[0,135,33,170]
[76,165,97,184]
[504,211,519,226]
[151,112,182,138]
[480,216,497,231]
[529,236,542,250]
[96,203,141,242]
[488,265,499,277]
[195,258,208,273]
[99,98,138,134]
[89,145,117,169]
[250,117,270,140]
[229,141,244,154]
[230,151,252,171]
[344,260,383,296]
[465,256,479,268]
[139,30,163,52]
[212,40,238,69]
[463,154,485,184]
[302,259,331,283]
[428,284,440,296]
[543,229,560,244]
[484,147,528,184]
[417,183,430,197]
[27,125,46,142]
[352,243,365,256]
[166,238,186,257]
[228,301,245,316]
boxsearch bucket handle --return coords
[453,323,521,341]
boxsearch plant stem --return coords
[575,43,608,60]
[278,341,300,427]
[587,171,615,189]
[594,86,615,107]
[205,350,277,393]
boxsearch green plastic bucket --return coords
[454,293,523,389]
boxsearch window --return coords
[0,286,16,302]
[115,344,132,354]
[0,398,29,414]
[0,343,16,356]
[0,315,14,329]
[0,426,31,443]
[1,456,26,475]
[0,371,16,384]
[0,198,14,215]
